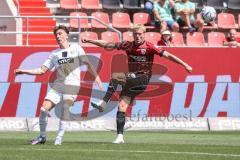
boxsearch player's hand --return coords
[81,38,89,43]
[185,65,193,73]
[95,76,103,90]
[14,69,24,75]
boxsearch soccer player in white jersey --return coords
[15,25,102,145]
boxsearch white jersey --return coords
[43,43,86,86]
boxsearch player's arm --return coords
[14,65,48,75]
[162,51,193,73]
[81,55,103,90]
[82,38,118,50]
[223,41,238,46]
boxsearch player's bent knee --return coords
[118,97,130,112]
[42,100,55,111]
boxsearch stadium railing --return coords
[0,15,122,46]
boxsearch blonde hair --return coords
[132,24,146,33]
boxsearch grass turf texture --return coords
[0,131,240,160]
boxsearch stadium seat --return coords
[217,13,237,29]
[133,12,151,25]
[145,32,161,45]
[112,12,131,28]
[60,0,80,9]
[208,32,225,46]
[186,32,206,46]
[80,31,98,46]
[123,0,142,9]
[123,32,134,41]
[81,0,102,9]
[91,12,110,28]
[102,0,122,9]
[171,32,185,46]
[69,12,91,28]
[228,0,240,10]
[191,0,204,9]
[101,31,120,42]
[206,0,226,10]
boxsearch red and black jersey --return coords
[224,37,240,43]
[116,41,164,75]
[157,39,174,46]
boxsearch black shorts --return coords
[120,72,151,103]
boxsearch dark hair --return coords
[53,25,69,35]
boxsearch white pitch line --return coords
[1,147,240,158]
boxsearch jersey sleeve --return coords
[43,54,55,70]
[115,41,132,50]
[153,2,158,11]
[174,3,181,12]
[149,42,165,57]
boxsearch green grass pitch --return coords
[0,131,240,160]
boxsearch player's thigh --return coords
[112,72,126,83]
[44,89,61,110]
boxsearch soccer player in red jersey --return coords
[82,24,192,143]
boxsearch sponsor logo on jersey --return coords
[58,58,74,64]
[129,55,147,62]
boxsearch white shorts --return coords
[45,88,79,105]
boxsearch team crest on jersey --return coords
[141,49,146,55]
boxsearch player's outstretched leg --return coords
[91,78,118,112]
[30,107,48,145]
[92,73,126,112]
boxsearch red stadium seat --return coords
[208,32,225,46]
[123,32,134,41]
[145,32,161,45]
[69,12,90,28]
[171,32,185,46]
[101,31,120,42]
[91,12,110,28]
[133,12,151,25]
[80,31,98,46]
[217,13,237,29]
[60,0,80,9]
[81,0,102,9]
[186,32,206,46]
[112,12,131,28]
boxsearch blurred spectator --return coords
[144,0,156,14]
[153,0,179,32]
[223,29,240,47]
[157,30,174,46]
[174,0,203,32]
